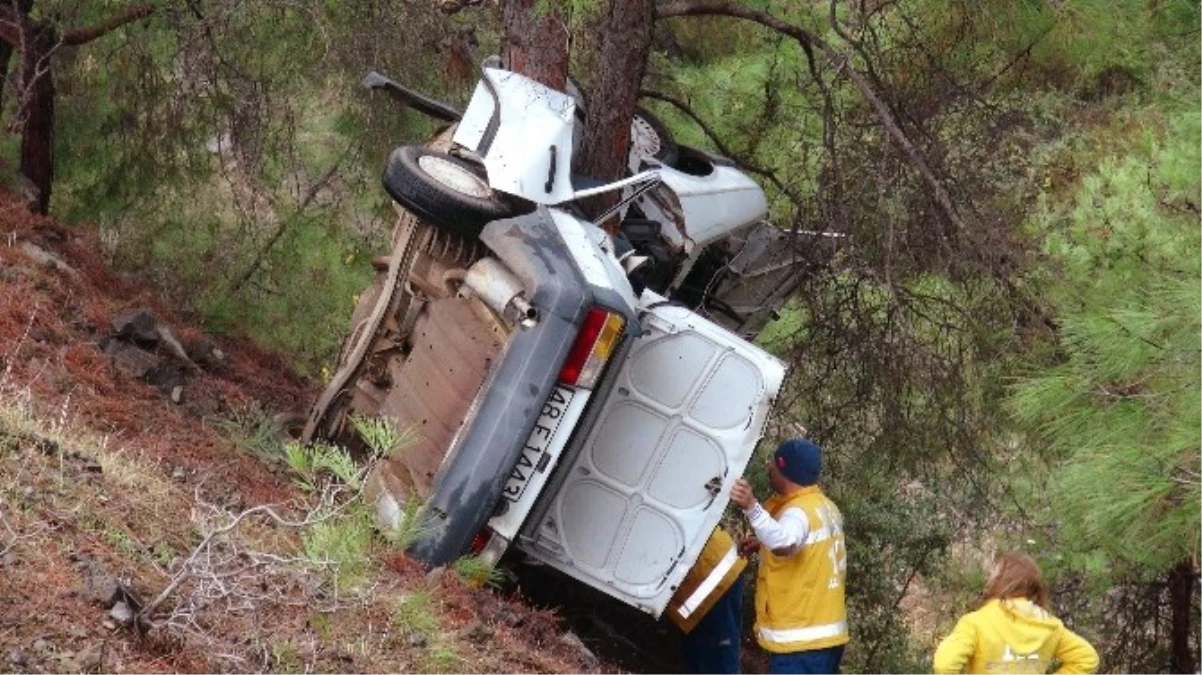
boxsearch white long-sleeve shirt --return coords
[744,501,810,557]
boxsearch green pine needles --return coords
[1009,103,1201,574]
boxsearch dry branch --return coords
[138,476,371,635]
[63,6,156,46]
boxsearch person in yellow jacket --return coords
[730,438,849,674]
[933,552,1099,675]
[667,526,748,673]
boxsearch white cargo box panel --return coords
[518,295,786,616]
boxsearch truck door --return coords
[517,300,786,617]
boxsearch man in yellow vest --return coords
[730,438,849,674]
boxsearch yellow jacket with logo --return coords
[932,598,1099,674]
[754,486,849,653]
[667,527,747,633]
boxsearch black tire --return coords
[630,106,679,167]
[382,146,529,237]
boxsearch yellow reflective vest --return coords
[667,527,747,634]
[754,486,849,653]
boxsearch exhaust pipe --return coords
[461,258,538,328]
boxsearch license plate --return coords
[502,385,575,503]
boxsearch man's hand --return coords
[738,533,760,557]
[730,477,756,510]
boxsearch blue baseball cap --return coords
[774,438,822,486]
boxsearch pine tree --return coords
[1009,103,1200,671]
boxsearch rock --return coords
[493,608,524,628]
[116,583,145,612]
[109,600,134,626]
[181,388,222,418]
[101,619,116,631]
[182,338,223,369]
[9,648,28,667]
[8,172,40,212]
[81,565,119,608]
[112,309,160,346]
[558,631,598,671]
[20,486,33,501]
[171,386,183,404]
[145,363,187,393]
[463,619,493,642]
[102,340,160,380]
[171,466,186,481]
[19,242,80,281]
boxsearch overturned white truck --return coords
[303,66,804,619]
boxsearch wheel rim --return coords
[417,155,492,198]
[630,114,662,159]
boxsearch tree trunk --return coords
[501,0,568,90]
[18,22,55,214]
[574,0,653,183]
[0,0,35,114]
[500,0,654,231]
[573,0,654,227]
[0,3,151,214]
[0,41,14,116]
[1168,559,1197,674]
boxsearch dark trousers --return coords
[768,645,845,674]
[681,576,746,674]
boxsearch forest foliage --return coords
[3,0,1197,672]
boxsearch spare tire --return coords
[382,146,531,238]
[630,106,679,167]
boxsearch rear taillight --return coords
[558,306,625,389]
[470,528,492,555]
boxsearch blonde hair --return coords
[981,552,1049,609]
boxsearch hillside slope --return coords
[0,190,616,674]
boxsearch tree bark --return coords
[1169,559,1197,674]
[501,0,568,90]
[17,22,54,214]
[500,0,654,231]
[573,0,654,227]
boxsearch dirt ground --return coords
[0,189,633,674]
[0,183,778,672]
